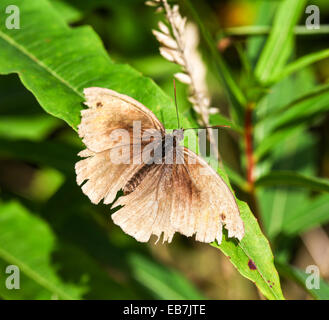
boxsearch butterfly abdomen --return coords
[123,136,176,196]
[123,164,155,195]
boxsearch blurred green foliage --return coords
[0,0,328,300]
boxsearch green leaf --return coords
[255,0,307,83]
[246,1,278,67]
[212,201,285,300]
[27,167,65,202]
[223,163,248,192]
[209,113,242,133]
[0,0,180,131]
[128,254,205,300]
[282,194,329,235]
[53,243,141,300]
[0,115,61,141]
[255,68,317,124]
[254,69,319,161]
[254,125,305,161]
[273,48,329,83]
[257,82,329,135]
[256,171,329,193]
[0,200,85,299]
[276,261,329,300]
[50,0,83,24]
[256,129,317,238]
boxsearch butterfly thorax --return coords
[172,129,184,143]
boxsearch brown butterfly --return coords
[75,87,244,244]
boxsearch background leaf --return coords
[0,200,85,299]
[281,194,329,235]
[255,0,307,83]
[277,261,329,300]
[255,171,329,193]
[128,254,205,300]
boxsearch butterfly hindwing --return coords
[113,163,176,243]
[177,148,244,242]
[111,147,244,243]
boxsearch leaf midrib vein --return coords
[0,246,76,300]
[238,243,283,300]
[0,30,83,99]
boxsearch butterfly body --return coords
[123,163,153,195]
[124,129,184,195]
[76,87,244,244]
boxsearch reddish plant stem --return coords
[243,102,263,227]
[244,103,255,188]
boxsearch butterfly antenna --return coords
[184,125,231,131]
[173,79,181,129]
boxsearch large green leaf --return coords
[0,200,85,299]
[0,0,179,130]
[253,71,318,239]
[0,0,284,299]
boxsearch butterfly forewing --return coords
[79,87,165,153]
[76,87,164,205]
